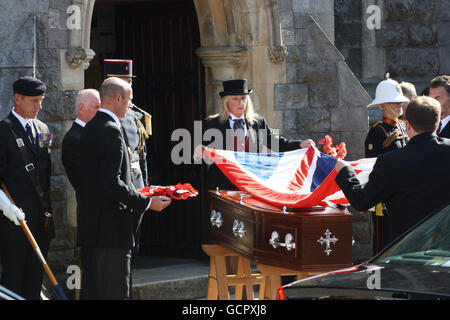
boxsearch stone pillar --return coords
[196,46,248,115]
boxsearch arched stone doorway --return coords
[65,0,286,260]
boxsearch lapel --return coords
[7,112,38,155]
[246,120,258,148]
[71,121,83,139]
[439,122,450,138]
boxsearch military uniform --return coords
[365,117,408,254]
[0,77,54,299]
[365,117,408,158]
[120,107,150,189]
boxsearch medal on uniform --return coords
[38,132,53,148]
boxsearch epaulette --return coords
[131,104,152,136]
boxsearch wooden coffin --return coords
[209,190,353,272]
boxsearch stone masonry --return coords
[277,0,373,262]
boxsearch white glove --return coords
[5,205,25,226]
[0,190,25,226]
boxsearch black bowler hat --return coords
[13,76,46,96]
[219,79,253,97]
[103,59,135,78]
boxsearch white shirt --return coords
[74,118,86,128]
[12,108,36,138]
[439,115,450,134]
[229,114,247,137]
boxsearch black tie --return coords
[26,123,37,150]
[232,118,245,141]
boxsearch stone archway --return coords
[193,0,288,127]
[63,0,287,124]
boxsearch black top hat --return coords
[13,76,46,96]
[219,79,253,97]
[103,59,135,78]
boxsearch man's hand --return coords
[335,158,350,173]
[149,195,172,212]
[300,139,315,148]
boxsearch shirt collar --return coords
[439,115,450,133]
[12,108,33,130]
[229,113,245,121]
[99,108,121,128]
[75,118,86,128]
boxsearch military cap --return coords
[103,59,135,78]
[13,76,46,96]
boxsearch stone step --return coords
[131,259,210,300]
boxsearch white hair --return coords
[76,89,100,113]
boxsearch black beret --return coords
[13,76,46,96]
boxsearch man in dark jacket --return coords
[430,75,450,138]
[78,77,171,299]
[0,76,53,299]
[62,89,100,193]
[335,96,450,248]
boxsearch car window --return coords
[375,204,450,267]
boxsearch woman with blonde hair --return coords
[195,79,314,190]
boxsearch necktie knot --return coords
[232,118,245,131]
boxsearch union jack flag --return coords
[204,146,375,208]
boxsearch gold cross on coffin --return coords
[317,229,338,256]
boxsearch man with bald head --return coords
[78,78,171,299]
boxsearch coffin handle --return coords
[210,210,223,228]
[269,231,296,251]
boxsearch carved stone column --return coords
[196,46,248,114]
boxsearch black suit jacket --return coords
[0,112,54,242]
[336,132,450,244]
[62,121,83,193]
[202,115,302,189]
[78,111,149,249]
[438,122,450,139]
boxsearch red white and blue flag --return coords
[204,146,375,208]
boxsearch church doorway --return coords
[86,0,208,259]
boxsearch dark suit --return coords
[438,122,450,138]
[62,121,83,193]
[202,114,302,190]
[78,111,149,299]
[0,112,54,299]
[336,132,450,249]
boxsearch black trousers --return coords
[80,247,132,300]
[0,234,50,300]
[372,212,392,254]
